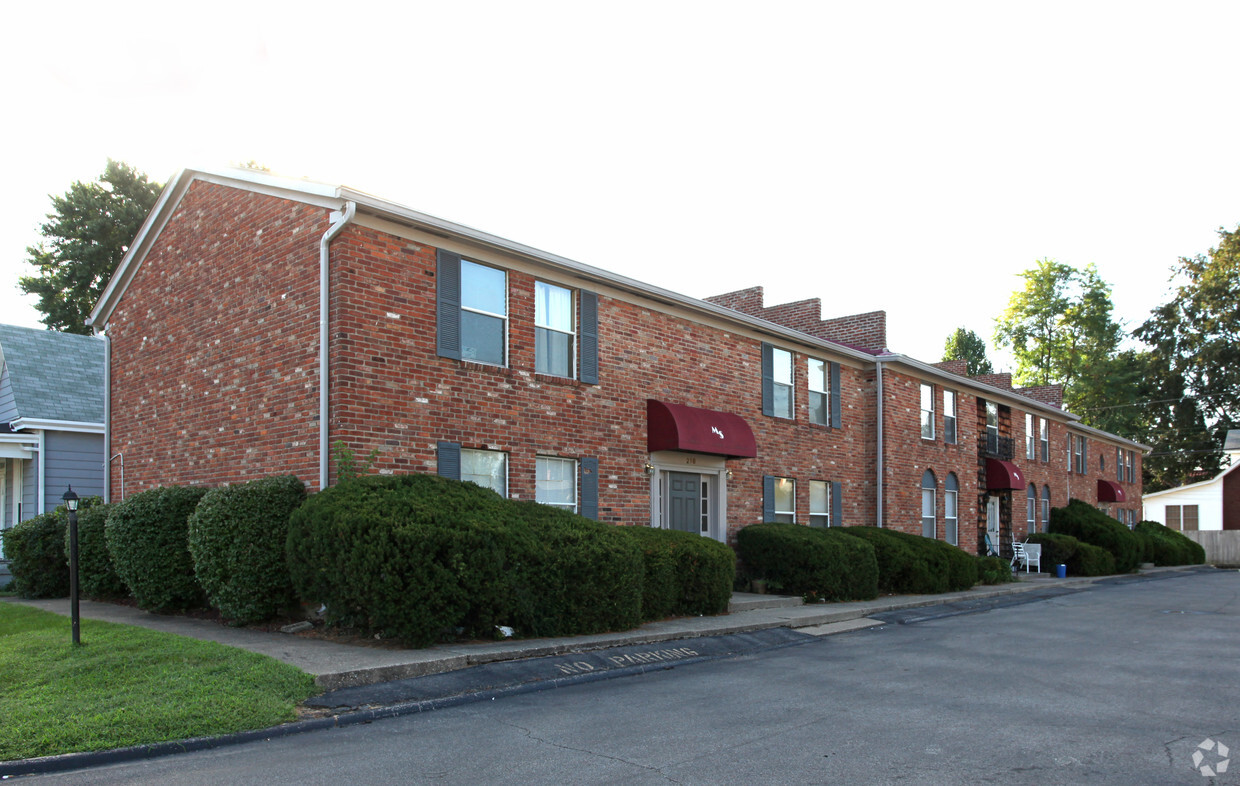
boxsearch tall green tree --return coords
[993,259,1123,413]
[1134,224,1240,485]
[19,160,162,334]
[942,327,994,376]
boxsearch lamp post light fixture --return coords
[62,486,81,646]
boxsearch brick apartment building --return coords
[87,167,1146,557]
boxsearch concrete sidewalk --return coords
[3,565,1209,690]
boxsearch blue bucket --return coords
[1056,564,1067,579]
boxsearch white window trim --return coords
[943,390,956,444]
[534,281,576,379]
[774,476,796,523]
[772,348,794,419]
[535,455,578,512]
[807,357,829,426]
[461,448,508,497]
[920,383,935,441]
[809,479,831,527]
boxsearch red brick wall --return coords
[107,182,327,497]
[325,225,876,540]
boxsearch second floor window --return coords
[1040,418,1049,462]
[808,358,829,426]
[1074,435,1087,474]
[943,390,957,444]
[535,281,574,378]
[1025,414,1036,460]
[986,401,999,454]
[762,345,794,419]
[920,384,935,440]
[460,260,507,366]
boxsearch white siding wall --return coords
[1143,480,1223,531]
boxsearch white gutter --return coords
[875,360,884,527]
[319,201,357,490]
[9,419,106,435]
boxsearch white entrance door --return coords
[986,495,1001,556]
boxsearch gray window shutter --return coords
[761,343,774,417]
[437,441,461,480]
[580,456,599,519]
[763,475,775,522]
[436,249,461,359]
[579,290,599,385]
[831,480,842,526]
[829,361,842,429]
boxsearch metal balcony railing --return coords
[979,433,1014,460]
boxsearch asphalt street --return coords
[28,569,1240,785]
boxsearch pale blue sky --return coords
[4,1,1238,371]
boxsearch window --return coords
[1116,447,1124,482]
[1074,435,1087,474]
[943,390,957,444]
[770,476,795,523]
[809,480,830,527]
[1183,504,1199,531]
[762,345,794,419]
[536,456,577,512]
[920,384,935,440]
[921,470,936,539]
[535,282,574,378]
[1039,419,1049,462]
[1041,485,1051,524]
[460,260,507,366]
[1025,414,1035,460]
[808,358,829,426]
[1166,504,1198,531]
[1066,434,1073,472]
[1127,450,1136,483]
[986,401,999,454]
[1167,505,1180,530]
[461,448,507,497]
[1026,484,1036,537]
[944,473,958,546]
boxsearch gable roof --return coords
[0,324,105,425]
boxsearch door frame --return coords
[648,450,729,542]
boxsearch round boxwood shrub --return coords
[623,527,736,619]
[736,523,879,602]
[188,475,306,624]
[1134,520,1206,566]
[2,511,68,598]
[287,474,644,646]
[1049,499,1140,573]
[838,527,977,594]
[66,501,129,599]
[106,485,210,612]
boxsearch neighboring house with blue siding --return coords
[0,324,105,584]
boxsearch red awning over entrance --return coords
[985,458,1026,491]
[647,399,757,458]
[1097,479,1127,503]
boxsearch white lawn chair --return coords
[1012,541,1042,573]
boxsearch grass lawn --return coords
[0,602,318,762]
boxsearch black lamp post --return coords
[62,486,80,646]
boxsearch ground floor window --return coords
[921,470,936,539]
[536,456,576,512]
[767,476,795,523]
[461,449,507,497]
[944,473,958,546]
[809,480,830,527]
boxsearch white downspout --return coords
[319,201,357,491]
[875,360,884,527]
[36,430,45,514]
[102,332,111,503]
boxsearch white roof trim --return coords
[9,418,105,434]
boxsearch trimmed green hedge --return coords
[735,523,879,602]
[838,527,978,594]
[622,527,735,619]
[977,555,1015,585]
[188,476,307,624]
[1048,499,1139,573]
[1134,520,1206,566]
[68,501,128,599]
[2,512,68,599]
[286,474,644,646]
[106,486,210,612]
[1027,532,1116,576]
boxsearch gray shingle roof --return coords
[0,324,104,424]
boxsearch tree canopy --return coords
[942,327,994,376]
[19,160,162,334]
[1133,224,1240,487]
[993,259,1123,413]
